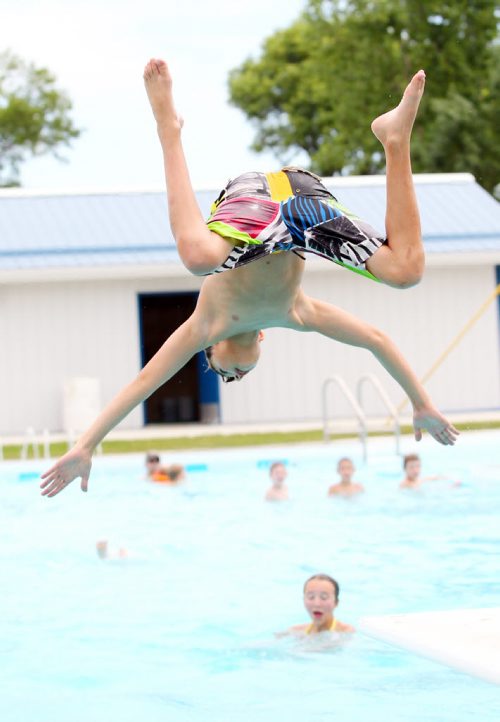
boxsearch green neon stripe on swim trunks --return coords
[334,260,380,282]
[327,198,360,220]
[209,219,378,280]
[207,221,262,246]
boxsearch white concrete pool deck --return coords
[1,409,499,447]
[360,607,500,686]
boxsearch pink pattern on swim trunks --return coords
[209,196,279,238]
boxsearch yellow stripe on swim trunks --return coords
[266,171,294,201]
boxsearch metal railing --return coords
[20,427,52,460]
[322,375,368,460]
[356,373,400,456]
[322,374,401,461]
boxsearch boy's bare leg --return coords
[366,70,426,289]
[143,59,231,275]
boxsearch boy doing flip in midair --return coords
[41,59,458,498]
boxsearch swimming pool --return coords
[1,430,500,721]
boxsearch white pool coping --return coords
[359,607,500,686]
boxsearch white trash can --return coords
[62,377,101,434]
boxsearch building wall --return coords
[0,272,201,435]
[219,263,500,423]
[0,262,498,434]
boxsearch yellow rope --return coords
[396,283,500,415]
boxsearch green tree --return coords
[0,51,81,187]
[229,0,499,194]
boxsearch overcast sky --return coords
[2,0,307,190]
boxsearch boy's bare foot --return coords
[143,58,183,132]
[371,70,426,148]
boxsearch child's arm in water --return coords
[40,317,206,497]
[295,296,459,446]
[275,624,308,638]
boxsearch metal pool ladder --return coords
[322,373,401,461]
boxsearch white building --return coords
[0,173,499,436]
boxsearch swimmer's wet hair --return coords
[204,346,237,383]
[403,453,420,469]
[303,574,340,600]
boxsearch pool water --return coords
[1,431,500,722]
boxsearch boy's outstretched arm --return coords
[296,297,459,446]
[40,318,207,498]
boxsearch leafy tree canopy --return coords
[0,50,81,186]
[229,0,499,194]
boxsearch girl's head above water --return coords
[303,574,340,601]
[303,574,340,626]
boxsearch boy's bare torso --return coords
[195,250,308,343]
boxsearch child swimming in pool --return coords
[95,540,128,560]
[280,574,354,636]
[328,457,365,497]
[399,453,461,490]
[265,461,289,501]
[40,58,459,498]
[145,451,185,483]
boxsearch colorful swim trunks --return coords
[205,167,387,281]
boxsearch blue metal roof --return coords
[0,176,498,272]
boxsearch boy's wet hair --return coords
[204,346,215,368]
[303,574,340,600]
[146,452,160,464]
[204,346,237,383]
[403,453,420,469]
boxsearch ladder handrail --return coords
[356,373,401,455]
[322,375,368,461]
[356,373,399,417]
[322,374,402,461]
[20,427,39,460]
